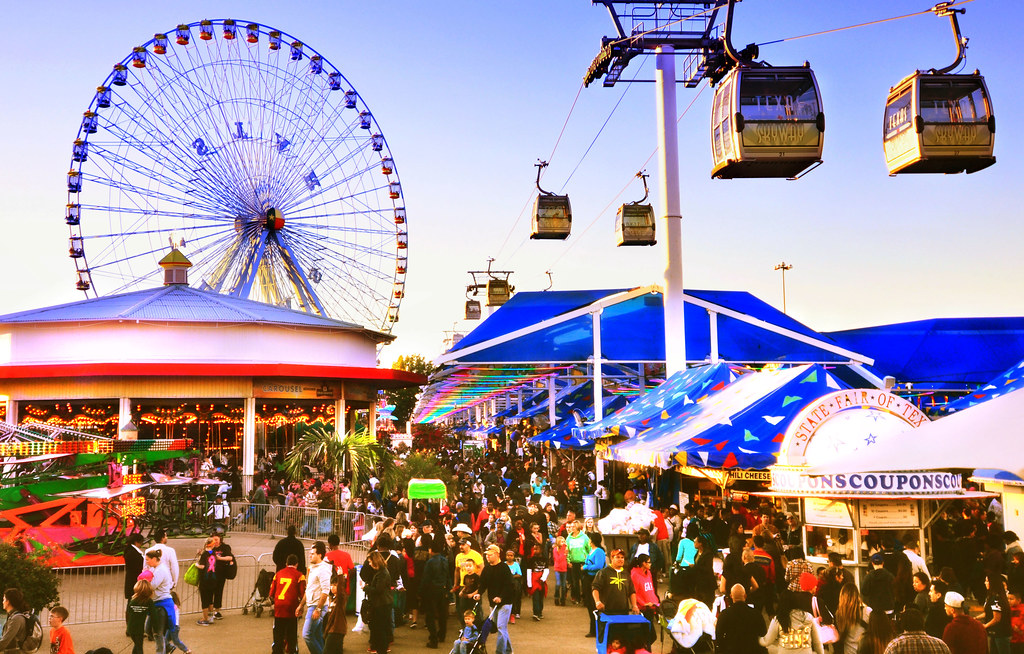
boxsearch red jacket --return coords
[943,614,988,654]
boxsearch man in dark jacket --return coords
[716,584,767,654]
[861,553,896,613]
[273,525,307,575]
[421,535,451,649]
[473,544,515,654]
[123,532,146,600]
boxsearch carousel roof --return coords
[0,284,392,341]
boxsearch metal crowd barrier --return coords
[52,504,380,624]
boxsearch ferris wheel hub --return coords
[265,208,284,231]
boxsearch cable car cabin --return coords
[615,203,656,246]
[711,66,825,179]
[883,72,995,175]
[465,299,481,320]
[530,194,571,240]
[486,279,511,307]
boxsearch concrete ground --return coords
[60,532,678,654]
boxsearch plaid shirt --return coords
[883,631,952,654]
[785,558,815,592]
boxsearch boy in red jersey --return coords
[271,554,306,654]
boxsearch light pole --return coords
[774,261,793,314]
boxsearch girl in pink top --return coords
[630,553,660,650]
[553,536,569,606]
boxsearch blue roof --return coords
[941,358,1024,413]
[445,288,852,364]
[825,318,1024,388]
[0,284,383,334]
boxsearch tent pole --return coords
[593,309,606,483]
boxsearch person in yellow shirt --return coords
[453,539,484,616]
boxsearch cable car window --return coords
[739,73,819,121]
[884,87,914,140]
[920,80,990,123]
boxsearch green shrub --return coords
[0,542,60,611]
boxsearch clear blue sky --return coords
[1,1,1020,366]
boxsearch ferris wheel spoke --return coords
[289,219,393,237]
[286,231,393,286]
[273,232,326,315]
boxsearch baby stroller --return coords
[595,612,654,654]
[243,568,276,617]
[662,597,715,654]
[450,602,498,654]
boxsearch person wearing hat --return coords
[942,591,987,654]
[860,552,896,614]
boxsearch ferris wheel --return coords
[65,19,407,332]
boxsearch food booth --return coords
[764,388,993,583]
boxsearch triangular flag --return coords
[722,452,739,468]
[826,374,841,390]
[802,369,818,383]
[744,429,759,442]
[719,416,733,426]
[781,395,802,407]
[697,451,709,466]
[763,415,784,425]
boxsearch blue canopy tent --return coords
[530,394,630,450]
[606,364,847,470]
[575,362,748,440]
[512,379,594,420]
[417,286,876,424]
[939,358,1024,414]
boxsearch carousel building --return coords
[0,250,423,487]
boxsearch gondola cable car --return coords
[883,2,994,175]
[465,285,481,320]
[709,0,825,180]
[615,171,656,247]
[530,160,571,240]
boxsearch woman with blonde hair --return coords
[833,582,870,654]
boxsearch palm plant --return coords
[283,423,392,491]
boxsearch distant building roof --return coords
[0,285,393,342]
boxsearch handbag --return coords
[811,597,840,644]
[184,562,200,587]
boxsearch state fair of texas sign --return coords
[777,388,929,468]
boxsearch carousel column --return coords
[368,401,377,440]
[335,398,347,435]
[243,397,256,496]
[117,397,136,441]
[5,399,16,425]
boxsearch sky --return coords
[1,1,1021,368]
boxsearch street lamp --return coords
[774,261,793,314]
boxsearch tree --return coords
[382,453,455,499]
[386,354,435,428]
[283,423,392,492]
[0,542,60,611]
[411,422,454,452]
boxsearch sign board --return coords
[858,500,919,528]
[772,466,962,497]
[730,469,772,482]
[463,439,485,458]
[804,497,854,528]
[253,379,341,400]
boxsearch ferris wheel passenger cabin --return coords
[710,64,825,180]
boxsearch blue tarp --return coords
[512,380,595,420]
[606,364,847,470]
[940,358,1024,414]
[529,395,630,450]
[444,289,853,365]
[575,362,748,440]
[825,318,1024,390]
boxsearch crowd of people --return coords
[11,443,1021,654]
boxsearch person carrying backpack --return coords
[0,588,42,654]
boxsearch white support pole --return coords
[335,398,347,436]
[118,397,133,440]
[656,45,686,375]
[4,399,16,425]
[709,310,720,363]
[593,309,606,483]
[548,374,557,429]
[243,397,256,494]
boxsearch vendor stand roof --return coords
[407,478,447,500]
[604,364,847,470]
